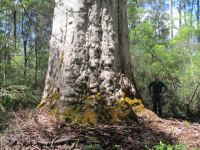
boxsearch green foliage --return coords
[113,144,121,150]
[83,137,103,150]
[0,85,39,111]
[128,0,200,118]
[0,0,54,90]
[0,111,13,131]
[146,141,188,150]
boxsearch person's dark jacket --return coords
[148,80,167,96]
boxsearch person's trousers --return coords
[152,94,162,116]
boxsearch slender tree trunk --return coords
[197,0,200,41]
[21,11,28,84]
[189,46,196,85]
[197,0,200,23]
[23,36,28,83]
[190,0,195,26]
[178,0,182,29]
[13,10,17,50]
[3,11,8,86]
[41,0,140,124]
[3,57,8,87]
[184,0,187,25]
[34,38,38,89]
[170,0,174,38]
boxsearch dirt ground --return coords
[0,108,200,150]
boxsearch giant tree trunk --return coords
[41,0,140,124]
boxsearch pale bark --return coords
[34,37,38,89]
[42,0,138,113]
[170,0,174,38]
[183,0,187,25]
[197,0,200,41]
[178,0,182,29]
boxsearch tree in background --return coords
[128,0,200,118]
[0,0,54,90]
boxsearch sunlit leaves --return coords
[128,0,200,116]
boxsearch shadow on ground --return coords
[0,112,14,132]
[0,109,180,150]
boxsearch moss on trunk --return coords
[45,93,144,125]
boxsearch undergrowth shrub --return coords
[146,141,188,150]
[0,85,39,112]
[83,137,103,150]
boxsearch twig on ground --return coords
[13,112,25,137]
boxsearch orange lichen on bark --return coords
[117,97,145,113]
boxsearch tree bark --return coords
[190,0,195,26]
[21,11,28,84]
[184,0,187,25]
[13,10,17,50]
[197,0,200,41]
[41,0,139,124]
[34,37,38,89]
[170,0,174,37]
[197,0,199,23]
[178,0,182,29]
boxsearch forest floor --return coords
[0,108,200,150]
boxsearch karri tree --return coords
[40,0,141,124]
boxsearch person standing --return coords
[148,75,167,117]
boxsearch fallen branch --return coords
[35,137,74,146]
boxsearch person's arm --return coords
[148,82,153,93]
[162,82,167,93]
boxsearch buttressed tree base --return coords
[39,0,141,125]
